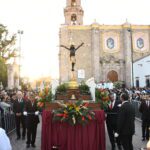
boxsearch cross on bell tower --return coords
[64,0,84,25]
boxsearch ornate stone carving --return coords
[100,55,124,64]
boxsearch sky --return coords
[0,0,149,80]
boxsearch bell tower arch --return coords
[64,0,84,25]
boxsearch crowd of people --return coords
[105,87,150,150]
[0,90,40,149]
[0,87,150,150]
[105,91,135,150]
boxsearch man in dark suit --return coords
[23,92,40,148]
[13,91,26,140]
[106,93,122,150]
[116,93,135,150]
[139,98,150,141]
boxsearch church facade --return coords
[59,0,150,87]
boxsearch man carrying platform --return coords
[105,92,122,150]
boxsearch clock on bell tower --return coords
[64,0,84,25]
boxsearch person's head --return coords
[70,44,75,49]
[109,93,116,102]
[28,92,35,102]
[11,93,16,100]
[24,92,29,100]
[17,91,23,99]
[120,92,129,102]
[3,91,7,98]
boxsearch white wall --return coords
[133,55,150,87]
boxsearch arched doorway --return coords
[107,70,118,82]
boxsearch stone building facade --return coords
[59,0,150,87]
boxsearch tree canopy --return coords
[0,24,17,87]
[0,24,17,61]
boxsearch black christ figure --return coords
[60,42,84,71]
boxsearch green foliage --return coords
[0,24,17,87]
[56,83,68,93]
[0,24,17,61]
[79,81,90,94]
[37,87,53,109]
[43,88,53,102]
[95,88,110,110]
[0,57,7,87]
[113,81,124,89]
[39,87,53,102]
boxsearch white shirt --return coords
[121,101,128,106]
[146,101,150,107]
[0,128,12,150]
[109,100,116,109]
[18,99,22,102]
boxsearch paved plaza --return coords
[9,118,147,150]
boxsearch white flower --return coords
[72,116,76,124]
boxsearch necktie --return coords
[110,102,113,109]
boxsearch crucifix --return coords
[60,42,84,72]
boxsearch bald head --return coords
[17,91,23,99]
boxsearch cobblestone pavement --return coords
[9,118,147,150]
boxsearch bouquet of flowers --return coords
[95,88,110,110]
[53,101,95,125]
[37,87,53,109]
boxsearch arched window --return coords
[71,0,76,6]
[71,14,77,25]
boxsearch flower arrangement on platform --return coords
[37,87,53,109]
[95,88,110,110]
[53,101,95,125]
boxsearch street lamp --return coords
[127,28,134,88]
[17,30,23,87]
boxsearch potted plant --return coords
[56,83,68,94]
[79,81,90,95]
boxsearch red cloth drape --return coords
[41,110,106,150]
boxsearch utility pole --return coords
[17,30,23,87]
[127,28,134,88]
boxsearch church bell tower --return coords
[64,0,84,25]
